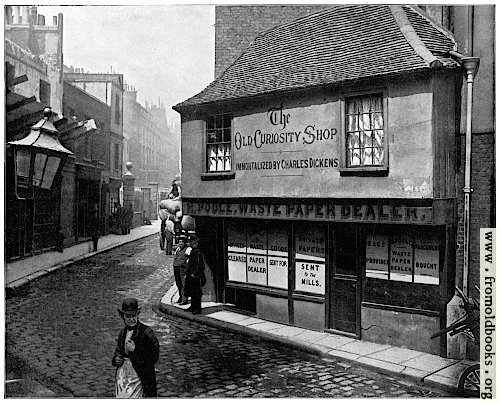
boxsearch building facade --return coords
[175,5,494,360]
[5,6,69,260]
[63,67,125,224]
[124,85,180,217]
[61,81,110,240]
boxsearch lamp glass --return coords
[15,148,31,187]
[33,152,47,187]
[41,155,61,189]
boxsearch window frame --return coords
[339,89,389,175]
[202,112,235,180]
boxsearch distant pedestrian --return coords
[112,297,160,398]
[184,233,206,314]
[90,204,100,252]
[173,234,189,305]
[164,227,174,255]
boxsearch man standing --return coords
[184,233,206,314]
[173,234,189,304]
[112,298,160,397]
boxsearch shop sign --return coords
[295,226,326,294]
[184,201,433,224]
[390,236,413,282]
[234,104,340,176]
[295,262,325,294]
[247,254,267,285]
[366,234,389,279]
[268,256,288,289]
[227,223,288,289]
[414,235,440,284]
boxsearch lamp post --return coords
[8,107,73,196]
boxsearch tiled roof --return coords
[174,5,458,110]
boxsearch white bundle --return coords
[158,209,169,221]
[181,215,196,230]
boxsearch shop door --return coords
[330,227,361,336]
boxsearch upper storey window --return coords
[342,93,388,174]
[206,113,232,172]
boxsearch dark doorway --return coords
[330,226,361,336]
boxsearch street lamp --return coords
[8,107,73,196]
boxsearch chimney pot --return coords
[38,14,45,25]
[53,16,57,25]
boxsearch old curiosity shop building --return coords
[174,5,493,360]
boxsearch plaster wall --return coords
[181,78,439,200]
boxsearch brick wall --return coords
[215,5,328,78]
[455,132,496,298]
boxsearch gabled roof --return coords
[174,5,458,111]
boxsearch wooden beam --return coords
[6,96,37,113]
[10,75,28,87]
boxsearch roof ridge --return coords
[389,5,442,68]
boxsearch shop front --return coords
[186,198,453,355]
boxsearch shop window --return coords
[365,228,440,285]
[227,221,288,289]
[341,93,388,174]
[206,114,232,172]
[294,224,326,294]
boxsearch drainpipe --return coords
[460,57,480,297]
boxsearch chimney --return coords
[22,6,29,24]
[38,14,45,25]
[5,6,12,25]
[29,6,37,25]
[13,6,20,24]
[53,16,58,26]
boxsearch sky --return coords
[36,4,216,128]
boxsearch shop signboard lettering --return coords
[233,103,340,176]
[247,226,266,255]
[228,252,247,283]
[390,236,413,282]
[366,234,389,279]
[268,256,288,289]
[295,226,325,294]
[295,262,325,294]
[247,254,267,285]
[414,234,440,285]
[267,228,288,289]
[185,201,433,225]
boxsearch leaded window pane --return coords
[206,114,232,172]
[345,94,384,168]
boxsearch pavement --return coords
[5,218,478,396]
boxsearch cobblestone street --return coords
[6,237,452,398]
